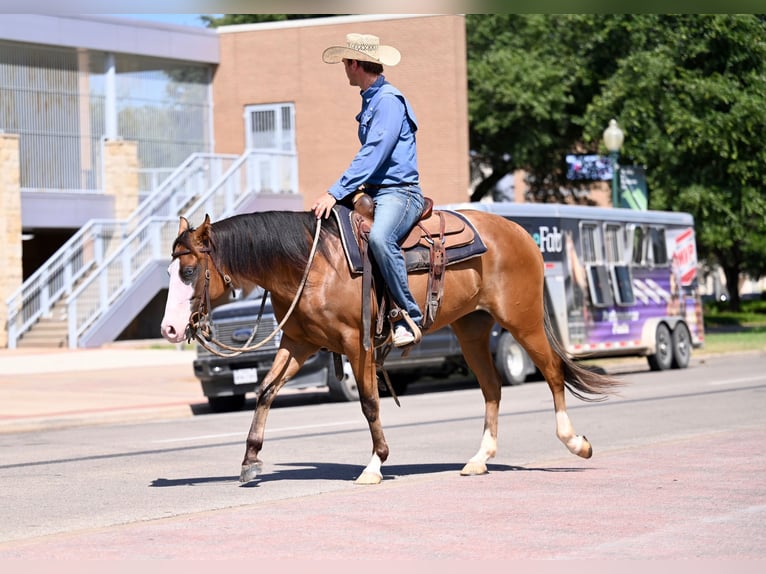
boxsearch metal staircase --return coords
[6,150,298,349]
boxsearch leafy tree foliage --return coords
[583,14,766,310]
[467,14,766,309]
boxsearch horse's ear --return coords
[178,216,190,234]
[198,214,212,242]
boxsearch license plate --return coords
[233,368,259,385]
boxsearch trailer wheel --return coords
[495,331,528,386]
[647,323,673,371]
[671,322,692,369]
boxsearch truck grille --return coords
[197,316,281,357]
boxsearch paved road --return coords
[0,350,763,559]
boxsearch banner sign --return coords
[673,227,698,286]
[618,166,648,210]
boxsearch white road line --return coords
[153,419,361,444]
[708,376,765,386]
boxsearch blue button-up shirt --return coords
[328,76,419,200]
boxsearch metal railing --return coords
[5,153,239,348]
[66,149,298,348]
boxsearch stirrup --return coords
[391,310,422,347]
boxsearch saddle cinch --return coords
[332,192,487,354]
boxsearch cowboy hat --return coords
[322,33,401,66]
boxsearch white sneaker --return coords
[393,324,416,347]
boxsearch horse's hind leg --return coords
[513,324,593,459]
[451,312,503,476]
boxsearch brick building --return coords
[0,14,469,347]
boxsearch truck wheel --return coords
[208,394,246,413]
[327,356,359,402]
[647,323,673,371]
[494,331,528,386]
[671,322,692,369]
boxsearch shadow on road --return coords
[149,461,590,488]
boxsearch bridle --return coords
[171,218,324,358]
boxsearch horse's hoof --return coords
[240,463,261,483]
[577,436,593,459]
[354,471,382,485]
[460,461,488,476]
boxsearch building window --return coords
[0,40,213,192]
[245,103,295,152]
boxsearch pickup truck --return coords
[193,288,536,411]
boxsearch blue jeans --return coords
[367,186,425,327]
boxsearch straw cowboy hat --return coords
[322,33,401,66]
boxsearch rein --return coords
[185,218,324,358]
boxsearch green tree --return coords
[466,14,627,203]
[467,14,766,310]
[583,14,766,310]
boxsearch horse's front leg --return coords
[350,348,389,485]
[240,338,317,483]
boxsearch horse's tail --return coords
[543,308,624,402]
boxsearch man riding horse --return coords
[312,33,424,348]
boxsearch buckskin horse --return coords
[160,205,622,485]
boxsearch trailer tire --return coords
[647,323,673,371]
[671,322,692,369]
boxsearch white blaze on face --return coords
[160,258,196,343]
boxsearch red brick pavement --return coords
[1,427,763,560]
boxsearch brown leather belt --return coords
[363,182,418,190]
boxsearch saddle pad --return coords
[333,204,488,275]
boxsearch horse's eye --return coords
[181,266,195,280]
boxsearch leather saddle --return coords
[332,193,487,352]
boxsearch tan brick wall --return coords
[213,15,470,209]
[103,139,139,220]
[0,134,22,347]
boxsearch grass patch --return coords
[701,326,766,355]
[703,298,766,329]
[701,297,766,354]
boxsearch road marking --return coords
[708,376,765,386]
[152,419,361,444]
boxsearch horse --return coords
[160,208,622,485]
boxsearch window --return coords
[245,103,295,151]
[243,103,297,193]
[605,223,635,305]
[580,222,614,307]
[647,227,668,266]
[632,225,646,264]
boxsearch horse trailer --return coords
[454,202,705,382]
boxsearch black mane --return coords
[208,210,339,278]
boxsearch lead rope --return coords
[194,218,323,358]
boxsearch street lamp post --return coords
[602,118,624,208]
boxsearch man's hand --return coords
[312,192,337,219]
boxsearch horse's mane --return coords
[209,210,339,277]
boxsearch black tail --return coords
[543,309,624,402]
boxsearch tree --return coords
[582,14,766,310]
[466,14,629,203]
[467,14,766,310]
